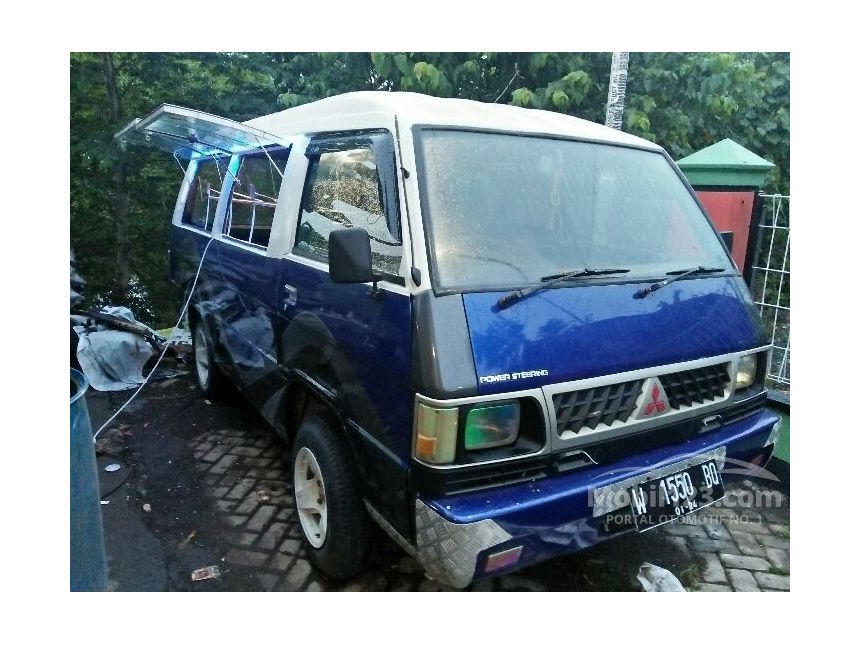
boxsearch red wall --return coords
[696,191,755,273]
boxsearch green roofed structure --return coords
[676,138,775,189]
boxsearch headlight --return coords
[464,402,520,451]
[414,403,458,465]
[735,354,758,390]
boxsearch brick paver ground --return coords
[91,375,789,592]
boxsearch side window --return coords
[182,158,225,232]
[224,147,290,248]
[294,144,402,276]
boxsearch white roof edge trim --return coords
[241,91,662,151]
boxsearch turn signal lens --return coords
[464,402,520,451]
[415,403,458,464]
[736,354,758,390]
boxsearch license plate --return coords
[629,459,724,531]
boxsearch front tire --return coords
[292,415,371,580]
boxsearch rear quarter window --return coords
[182,158,225,232]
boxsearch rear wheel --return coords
[292,415,371,580]
[192,319,225,398]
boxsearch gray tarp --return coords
[74,307,156,391]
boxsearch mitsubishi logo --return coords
[645,384,667,415]
[637,377,670,419]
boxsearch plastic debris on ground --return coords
[191,565,221,582]
[72,306,190,391]
[256,490,271,502]
[142,503,151,512]
[73,306,156,391]
[636,562,686,592]
[104,463,122,473]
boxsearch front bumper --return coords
[414,407,780,588]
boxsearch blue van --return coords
[117,93,780,588]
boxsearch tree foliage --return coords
[70,52,789,325]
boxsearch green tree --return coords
[70,52,789,326]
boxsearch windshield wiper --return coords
[496,268,630,310]
[634,266,726,299]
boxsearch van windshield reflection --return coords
[416,130,733,291]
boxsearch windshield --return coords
[416,129,734,291]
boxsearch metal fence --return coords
[749,194,790,392]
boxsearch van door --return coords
[278,130,413,534]
[212,147,291,409]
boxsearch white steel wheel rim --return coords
[194,326,210,389]
[294,446,328,548]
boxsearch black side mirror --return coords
[329,228,374,284]
[720,231,734,253]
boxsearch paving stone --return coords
[306,581,324,592]
[285,559,312,589]
[759,506,790,524]
[702,521,730,540]
[225,549,269,568]
[732,531,766,557]
[255,572,282,591]
[244,457,273,468]
[201,445,230,463]
[719,553,771,571]
[708,505,742,521]
[202,474,222,487]
[270,553,294,572]
[204,486,229,499]
[226,478,256,500]
[769,523,790,538]
[218,472,243,487]
[213,500,237,513]
[688,537,740,555]
[663,522,708,538]
[695,552,727,584]
[279,538,303,555]
[247,505,277,531]
[230,446,263,457]
[259,522,290,550]
[234,494,260,515]
[695,583,732,592]
[219,436,248,446]
[759,534,791,550]
[222,515,247,528]
[209,454,239,474]
[765,547,789,572]
[753,572,790,590]
[727,569,760,592]
[725,518,770,535]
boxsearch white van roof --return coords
[244,91,661,150]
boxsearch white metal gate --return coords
[750,194,790,392]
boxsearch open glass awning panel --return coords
[114,104,286,159]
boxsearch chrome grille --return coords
[554,379,644,436]
[659,363,731,409]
